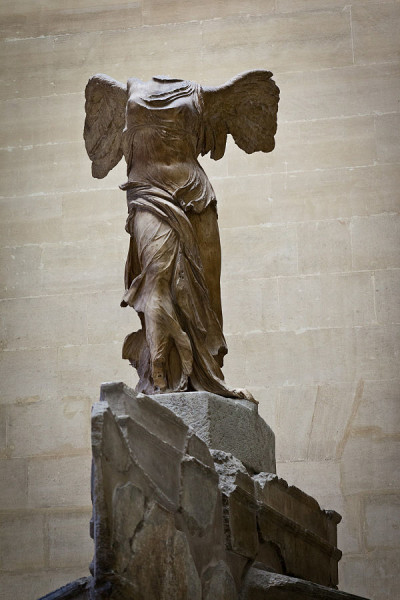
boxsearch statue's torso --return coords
[122,77,215,213]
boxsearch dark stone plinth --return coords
[38,382,370,600]
[88,382,347,598]
[240,569,370,600]
[38,578,90,600]
[103,383,276,474]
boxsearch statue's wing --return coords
[84,74,128,179]
[200,70,279,160]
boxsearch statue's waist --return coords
[123,124,197,163]
[121,170,216,214]
[127,161,197,183]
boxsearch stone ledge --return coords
[100,381,276,474]
[150,388,276,474]
[38,577,90,600]
[239,569,370,600]
[37,382,370,600]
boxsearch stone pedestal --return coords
[240,570,370,600]
[38,382,370,600]
[151,390,276,474]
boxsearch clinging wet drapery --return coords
[84,72,279,398]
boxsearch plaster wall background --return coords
[0,1,399,599]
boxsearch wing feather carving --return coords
[84,74,128,179]
[201,70,279,160]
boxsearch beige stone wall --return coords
[0,1,399,599]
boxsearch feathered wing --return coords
[200,70,279,161]
[84,74,128,179]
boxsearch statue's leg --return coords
[132,209,192,391]
[187,204,222,326]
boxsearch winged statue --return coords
[84,71,279,399]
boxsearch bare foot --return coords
[152,360,167,392]
[232,388,258,404]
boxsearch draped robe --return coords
[120,77,231,395]
[84,71,279,398]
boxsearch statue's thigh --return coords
[133,209,177,277]
[188,204,222,324]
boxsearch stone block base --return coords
[240,569,369,600]
[38,571,370,600]
[38,577,90,600]
[107,384,276,474]
[38,382,370,600]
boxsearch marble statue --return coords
[84,71,279,398]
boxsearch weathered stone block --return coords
[142,0,275,26]
[101,383,189,453]
[269,163,400,223]
[213,450,259,561]
[254,474,339,545]
[222,334,247,383]
[13,572,91,600]
[28,455,91,509]
[244,328,356,387]
[376,113,400,164]
[0,458,28,509]
[254,474,341,587]
[111,482,145,573]
[364,494,400,550]
[0,407,6,458]
[239,569,369,600]
[57,345,135,401]
[221,277,278,336]
[339,547,399,600]
[352,3,400,65]
[0,94,82,148]
[0,245,44,300]
[90,384,227,599]
[215,174,272,228]
[202,561,238,600]
[279,63,400,122]
[121,415,183,507]
[61,189,126,244]
[227,116,376,178]
[297,219,352,274]
[341,437,400,495]
[352,379,400,436]
[220,223,297,280]
[0,513,45,571]
[0,23,204,102]
[126,503,202,600]
[306,383,355,462]
[0,347,58,405]
[277,460,342,512]
[354,325,400,381]
[37,577,91,600]
[374,269,400,326]
[6,398,90,458]
[351,214,400,271]
[180,457,219,536]
[152,389,276,474]
[201,10,353,77]
[48,512,93,569]
[41,382,359,599]
[0,195,62,246]
[278,273,375,331]
[40,237,125,295]
[274,385,317,461]
[0,1,142,38]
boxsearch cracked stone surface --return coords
[38,382,369,600]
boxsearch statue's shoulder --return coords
[127,77,143,90]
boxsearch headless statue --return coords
[84,71,279,399]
